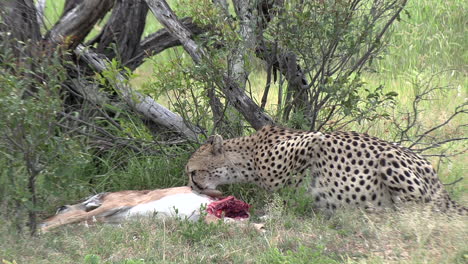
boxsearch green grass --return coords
[372,0,467,75]
[1,0,466,263]
[1,202,466,263]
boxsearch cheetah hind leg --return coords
[377,151,434,210]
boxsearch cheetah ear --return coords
[207,135,224,155]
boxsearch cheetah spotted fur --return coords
[186,126,467,214]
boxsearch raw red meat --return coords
[207,196,250,219]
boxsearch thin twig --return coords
[443,177,464,186]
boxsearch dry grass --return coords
[1,202,466,264]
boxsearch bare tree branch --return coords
[145,0,274,130]
[350,0,408,73]
[388,72,467,154]
[412,137,468,153]
[126,17,204,71]
[145,0,204,63]
[443,177,464,186]
[421,147,467,159]
[409,103,467,149]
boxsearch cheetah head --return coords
[186,135,230,196]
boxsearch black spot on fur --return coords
[380,159,386,166]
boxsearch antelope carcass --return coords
[40,186,250,232]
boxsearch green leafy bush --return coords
[0,38,69,234]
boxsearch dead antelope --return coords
[40,186,249,232]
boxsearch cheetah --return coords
[186,125,467,214]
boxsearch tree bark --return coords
[231,0,257,86]
[1,0,41,42]
[63,0,84,16]
[216,0,258,136]
[90,0,149,66]
[0,0,43,96]
[35,0,47,29]
[145,0,204,63]
[145,0,274,130]
[126,17,204,71]
[46,0,114,49]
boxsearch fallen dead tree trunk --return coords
[39,0,205,141]
[75,45,203,141]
